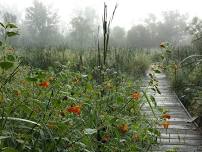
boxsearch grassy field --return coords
[0,22,164,152]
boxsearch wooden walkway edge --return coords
[143,72,202,152]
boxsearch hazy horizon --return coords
[1,0,202,30]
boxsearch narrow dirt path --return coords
[143,72,202,152]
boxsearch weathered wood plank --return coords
[151,145,202,152]
[159,128,201,134]
[157,138,202,146]
[144,72,202,152]
[160,133,202,140]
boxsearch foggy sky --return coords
[1,0,202,29]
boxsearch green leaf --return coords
[0,22,5,28]
[148,128,160,136]
[154,69,161,73]
[6,31,19,37]
[86,83,93,91]
[0,136,10,140]
[6,23,17,29]
[150,95,157,107]
[0,61,14,70]
[25,77,38,82]
[166,49,171,53]
[143,91,157,119]
[2,147,18,152]
[7,54,15,62]
[84,128,97,135]
[0,41,2,46]
[0,117,41,126]
[151,87,156,92]
[155,86,161,94]
[149,73,153,79]
[0,94,3,103]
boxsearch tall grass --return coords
[162,44,202,126]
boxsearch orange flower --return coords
[162,120,170,129]
[131,92,141,100]
[162,113,171,119]
[38,81,49,88]
[118,124,128,134]
[67,105,81,116]
[160,42,165,48]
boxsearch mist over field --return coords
[1,0,202,50]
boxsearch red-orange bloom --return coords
[118,124,129,134]
[131,92,141,100]
[162,121,170,129]
[162,113,171,119]
[38,81,49,88]
[67,105,81,116]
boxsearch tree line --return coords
[0,1,201,50]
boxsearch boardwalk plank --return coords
[145,72,202,152]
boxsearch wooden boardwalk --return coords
[143,72,202,152]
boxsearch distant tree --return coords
[69,7,98,50]
[157,11,188,44]
[144,14,160,47]
[23,0,60,48]
[110,26,126,48]
[2,12,17,23]
[188,17,202,39]
[188,17,202,53]
[127,25,151,48]
[124,11,189,49]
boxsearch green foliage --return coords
[5,23,17,29]
[166,147,178,152]
[6,54,15,62]
[0,22,19,72]
[0,21,161,151]
[6,31,19,37]
[0,63,160,151]
[0,61,14,70]
[20,48,68,69]
[161,42,202,126]
[23,0,59,48]
[0,1,166,149]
